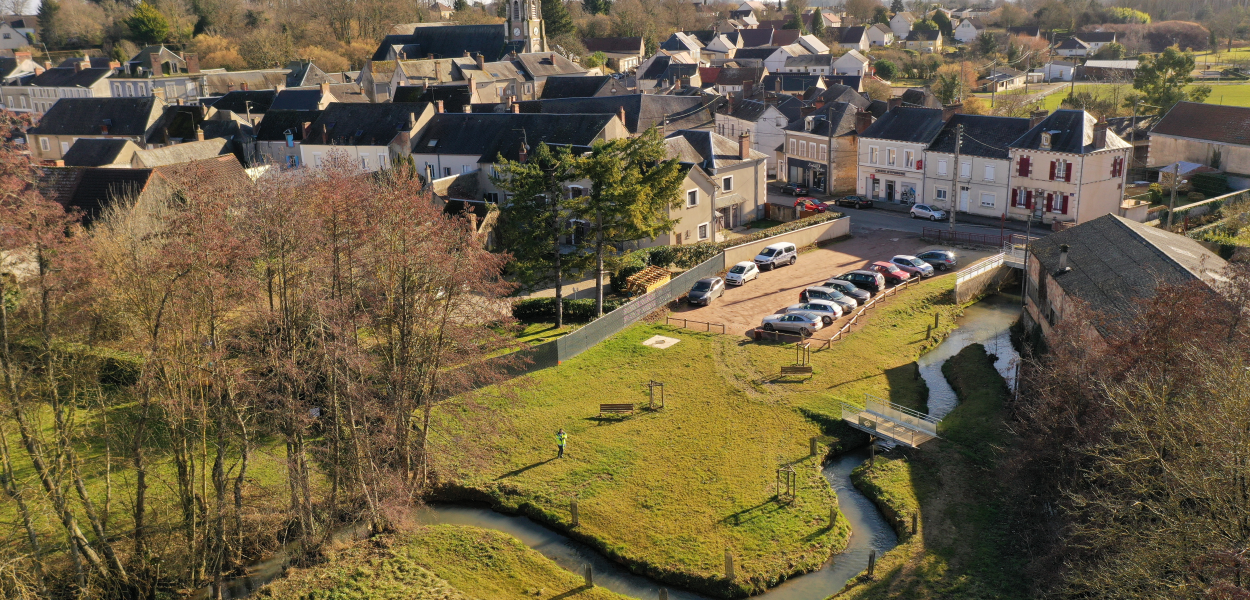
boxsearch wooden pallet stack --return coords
[625,265,670,295]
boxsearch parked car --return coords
[785,300,843,325]
[870,261,911,285]
[687,277,724,305]
[795,197,829,213]
[909,204,947,221]
[754,242,798,271]
[832,270,886,295]
[725,261,760,285]
[799,286,857,313]
[890,255,935,278]
[835,195,873,209]
[916,249,958,271]
[761,313,823,336]
[823,278,872,303]
[780,182,808,195]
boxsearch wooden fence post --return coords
[725,548,735,580]
[810,436,818,457]
[867,548,876,578]
[570,500,579,527]
[934,312,940,328]
[583,564,593,587]
[912,512,918,535]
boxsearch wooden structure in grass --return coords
[599,403,634,416]
[625,265,670,295]
[776,465,797,504]
[780,342,813,377]
[840,394,939,448]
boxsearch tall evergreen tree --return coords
[541,0,575,38]
[126,2,170,46]
[810,7,825,37]
[37,0,60,49]
[890,0,904,14]
[1133,47,1212,115]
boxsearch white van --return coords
[753,242,797,271]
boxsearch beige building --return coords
[26,97,169,161]
[1006,110,1131,225]
[1148,102,1250,188]
[655,130,769,246]
[857,106,946,205]
[924,114,1032,218]
[779,102,866,195]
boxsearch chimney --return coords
[774,77,781,93]
[42,60,51,71]
[73,59,85,72]
[14,51,30,62]
[1057,244,1070,272]
[185,53,200,74]
[320,81,330,96]
[435,61,442,81]
[195,126,204,141]
[800,105,816,119]
[681,75,690,89]
[228,83,235,92]
[1093,118,1108,150]
[1030,109,1048,128]
[511,102,520,113]
[887,97,902,110]
[476,53,485,70]
[518,143,528,163]
[738,131,750,160]
[942,102,962,122]
[463,103,472,113]
[407,112,417,129]
[150,53,162,77]
[855,109,874,134]
[743,80,753,99]
[241,82,248,91]
[464,50,471,57]
[617,105,626,126]
[176,98,184,105]
[302,121,313,139]
[100,122,109,135]
[436,99,444,113]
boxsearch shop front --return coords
[863,169,920,204]
[786,158,828,193]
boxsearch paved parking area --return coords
[670,232,994,339]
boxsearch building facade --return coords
[1006,110,1131,225]
[856,107,945,204]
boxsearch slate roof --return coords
[412,113,617,161]
[900,87,942,109]
[730,47,779,61]
[199,70,290,95]
[0,57,29,80]
[762,73,823,93]
[810,83,870,109]
[712,66,765,86]
[539,75,608,99]
[270,88,326,111]
[132,138,231,167]
[774,95,805,121]
[1055,38,1088,50]
[127,46,184,70]
[255,109,323,142]
[859,107,945,143]
[906,29,941,41]
[1030,214,1227,337]
[928,114,1031,159]
[664,129,767,171]
[1010,109,1130,153]
[57,57,116,69]
[840,26,867,43]
[61,139,139,167]
[785,53,835,68]
[1076,31,1117,43]
[328,83,369,103]
[727,98,774,122]
[285,60,337,87]
[782,101,859,137]
[29,67,112,88]
[516,94,719,134]
[582,37,644,54]
[515,52,587,78]
[307,102,433,146]
[1152,102,1250,146]
[960,17,986,30]
[209,90,276,116]
[660,32,704,53]
[823,75,862,90]
[771,30,802,46]
[28,97,165,137]
[370,25,519,62]
[1105,114,1157,141]
[738,28,777,48]
[393,84,474,112]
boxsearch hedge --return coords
[512,297,630,323]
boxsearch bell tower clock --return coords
[506,0,547,53]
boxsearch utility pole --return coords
[949,123,963,232]
[1167,162,1180,230]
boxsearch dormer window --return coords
[1040,131,1051,150]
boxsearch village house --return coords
[1148,102,1250,189]
[867,23,895,46]
[783,53,836,75]
[983,67,1025,92]
[253,109,321,168]
[778,101,865,194]
[1075,31,1117,54]
[953,17,985,43]
[27,96,169,161]
[582,37,645,71]
[905,29,942,53]
[16,62,113,114]
[924,113,1032,218]
[1055,37,1090,57]
[838,26,870,51]
[655,129,768,245]
[299,102,436,171]
[515,94,717,136]
[856,106,945,205]
[889,12,916,39]
[1006,109,1131,226]
[716,94,802,176]
[1040,60,1076,82]
[832,50,870,76]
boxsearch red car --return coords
[869,261,911,285]
[794,197,829,213]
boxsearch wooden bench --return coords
[780,365,814,376]
[599,403,635,416]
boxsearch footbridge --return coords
[841,395,939,448]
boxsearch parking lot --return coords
[670,232,995,339]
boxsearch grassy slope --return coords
[259,525,630,600]
[837,343,1025,600]
[430,276,963,596]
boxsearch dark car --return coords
[832,270,886,295]
[836,195,873,209]
[916,249,958,271]
[823,278,871,303]
[781,182,808,196]
[687,277,725,306]
[870,261,911,285]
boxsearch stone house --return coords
[655,129,769,245]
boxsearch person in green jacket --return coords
[556,428,567,458]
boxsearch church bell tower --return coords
[506,0,547,53]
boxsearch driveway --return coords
[670,232,994,338]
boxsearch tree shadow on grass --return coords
[720,497,790,526]
[495,458,554,480]
[547,585,593,600]
[802,523,835,542]
[883,362,927,414]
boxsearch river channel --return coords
[201,294,1022,600]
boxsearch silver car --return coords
[909,204,948,221]
[800,286,858,313]
[784,300,843,325]
[890,255,935,278]
[725,261,760,285]
[761,313,823,336]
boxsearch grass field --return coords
[428,276,965,596]
[259,525,631,600]
[839,343,1026,600]
[1037,83,1250,112]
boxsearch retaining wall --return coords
[724,216,851,266]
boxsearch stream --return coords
[199,294,1023,600]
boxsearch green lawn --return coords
[429,276,965,596]
[1038,83,1250,112]
[839,343,1027,600]
[260,525,631,600]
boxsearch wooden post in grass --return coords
[934,312,940,328]
[869,436,876,469]
[584,564,593,587]
[830,506,838,528]
[867,549,876,578]
[926,324,932,340]
[810,436,818,457]
[571,500,579,526]
[660,589,669,600]
[725,549,735,580]
[912,512,918,535]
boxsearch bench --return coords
[780,365,814,376]
[599,403,635,416]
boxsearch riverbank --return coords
[838,343,1027,599]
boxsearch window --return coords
[697,222,709,240]
[722,176,732,191]
[484,192,500,203]
[789,139,796,155]
[361,157,370,169]
[980,192,995,208]
[187,82,196,96]
[959,161,971,178]
[687,189,698,207]
[286,155,300,167]
[379,153,388,168]
[937,160,947,175]
[313,152,322,166]
[126,83,134,97]
[904,150,914,168]
[443,167,451,177]
[38,136,48,152]
[935,188,947,201]
[799,141,807,157]
[3,33,11,39]
[819,144,827,161]
[870,146,879,164]
[887,148,896,166]
[60,141,68,155]
[984,164,995,181]
[461,165,472,174]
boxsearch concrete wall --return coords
[954,262,1016,303]
[723,215,850,265]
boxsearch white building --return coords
[867,24,895,46]
[889,12,916,39]
[716,96,802,176]
[923,114,1033,218]
[856,106,945,205]
[832,50,870,76]
[953,17,985,44]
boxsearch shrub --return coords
[1190,172,1229,198]
[512,297,629,323]
[874,59,898,80]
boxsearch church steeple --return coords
[506,0,546,53]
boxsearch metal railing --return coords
[956,253,1007,285]
[921,227,1007,248]
[665,316,727,334]
[839,394,940,448]
[811,277,920,349]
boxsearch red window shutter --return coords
[1049,161,1056,181]
[1061,194,1069,214]
[1065,162,1073,182]
[916,159,923,170]
[1045,193,1053,212]
[1011,188,1019,207]
[1025,190,1034,208]
[1110,157,1118,177]
[1018,156,1028,177]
